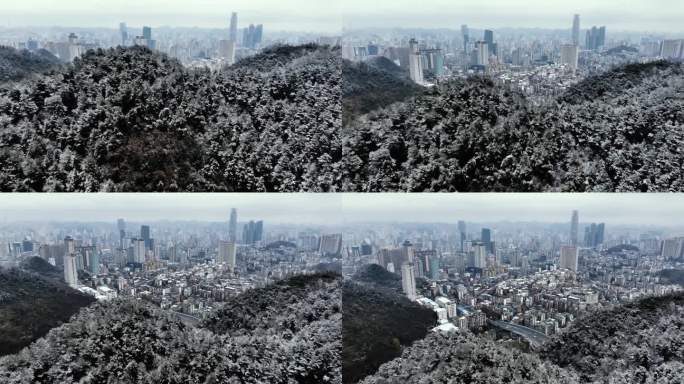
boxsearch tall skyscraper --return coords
[661,40,684,59]
[570,210,579,246]
[64,236,75,256]
[141,225,151,249]
[169,243,178,263]
[561,44,579,72]
[133,238,146,263]
[64,253,78,288]
[255,24,263,46]
[597,223,605,246]
[63,236,78,288]
[572,14,580,45]
[471,242,487,268]
[461,25,469,53]
[408,38,424,84]
[584,223,606,248]
[401,262,417,300]
[475,41,489,67]
[661,238,684,260]
[119,22,128,46]
[89,250,99,275]
[483,29,496,55]
[229,12,238,43]
[142,26,152,40]
[585,26,606,50]
[428,254,440,280]
[255,220,263,242]
[229,208,238,242]
[218,240,237,269]
[219,40,236,64]
[242,24,264,49]
[242,220,264,244]
[559,245,579,272]
[117,218,126,249]
[481,228,492,253]
[484,30,494,45]
[458,220,466,251]
[319,234,343,256]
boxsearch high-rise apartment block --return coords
[561,44,579,72]
[218,240,237,269]
[401,262,417,300]
[228,208,238,242]
[409,38,424,84]
[229,12,238,43]
[572,14,581,45]
[570,210,579,246]
[559,245,579,272]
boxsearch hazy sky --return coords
[3,1,682,34]
[342,0,684,33]
[1,194,683,227]
[0,0,342,32]
[340,194,684,227]
[0,194,342,225]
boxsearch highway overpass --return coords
[172,311,202,326]
[488,320,549,349]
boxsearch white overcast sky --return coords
[2,1,681,33]
[0,194,683,227]
[340,194,684,227]
[342,0,684,32]
[0,0,342,32]
[0,194,342,225]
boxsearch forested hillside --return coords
[0,44,340,192]
[0,272,342,383]
[350,263,402,290]
[342,57,422,125]
[541,292,684,383]
[18,256,63,279]
[359,331,578,384]
[202,271,341,337]
[0,262,95,356]
[341,60,684,192]
[358,292,684,384]
[343,274,436,383]
[0,46,61,83]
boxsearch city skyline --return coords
[1,0,342,33]
[341,0,684,33]
[0,194,342,224]
[2,194,684,228]
[339,194,684,227]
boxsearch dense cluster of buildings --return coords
[1,11,339,70]
[343,13,683,97]
[342,209,683,346]
[1,209,345,317]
